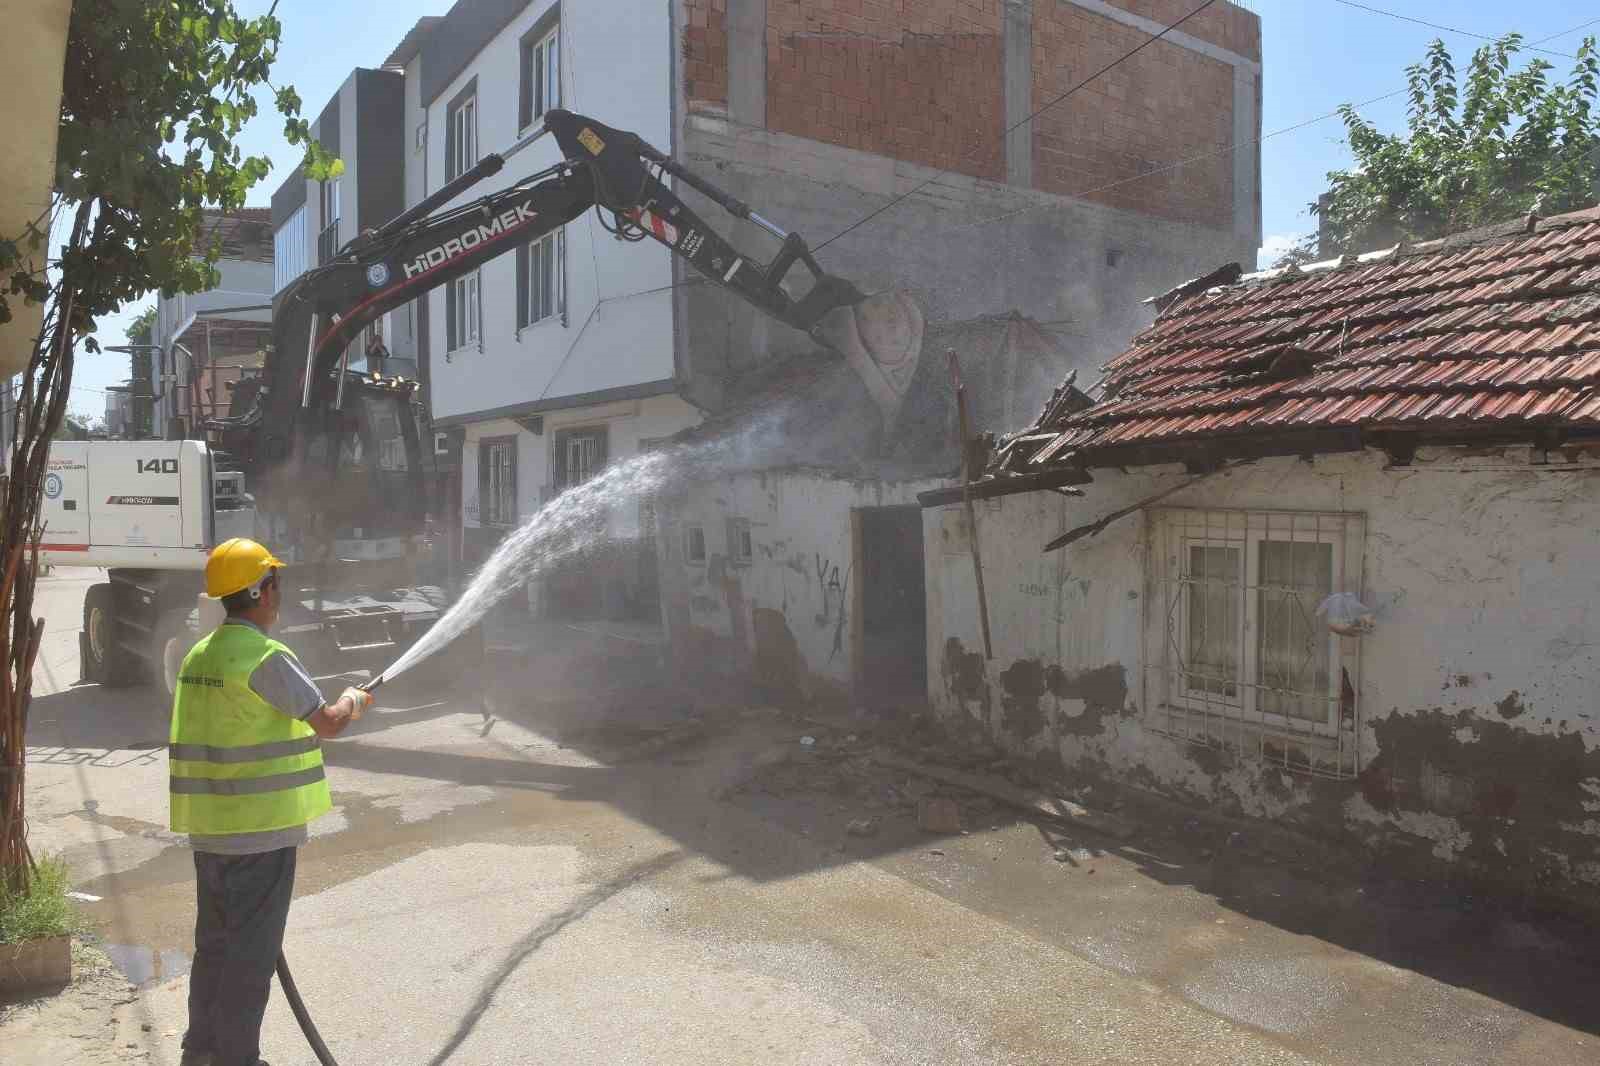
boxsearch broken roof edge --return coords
[1016,420,1600,479]
[1232,204,1600,291]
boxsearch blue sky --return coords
[69,0,1600,417]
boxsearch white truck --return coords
[42,439,253,695]
[40,438,460,698]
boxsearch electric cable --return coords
[1329,1,1579,59]
[959,13,1600,233]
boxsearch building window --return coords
[684,524,706,565]
[726,517,753,564]
[517,228,565,330]
[552,425,606,493]
[317,180,340,263]
[519,22,560,132]
[447,84,478,182]
[478,436,517,528]
[273,204,308,292]
[1147,508,1365,778]
[446,271,481,352]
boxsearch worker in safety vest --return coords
[169,538,374,1066]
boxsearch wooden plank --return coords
[874,753,1138,839]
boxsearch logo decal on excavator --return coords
[401,202,540,281]
[367,262,390,287]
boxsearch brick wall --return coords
[679,0,1252,227]
[763,0,1004,181]
[684,0,729,111]
[1031,0,1236,228]
[1113,0,1260,59]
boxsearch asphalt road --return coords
[14,569,1599,1065]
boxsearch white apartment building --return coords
[392,0,699,615]
[151,209,274,438]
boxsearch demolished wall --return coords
[924,446,1600,906]
[659,471,939,707]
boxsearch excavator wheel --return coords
[82,583,139,687]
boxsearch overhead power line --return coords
[1331,0,1578,60]
[813,0,1224,252]
[961,12,1600,234]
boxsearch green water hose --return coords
[277,952,341,1066]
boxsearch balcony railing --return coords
[317,218,341,264]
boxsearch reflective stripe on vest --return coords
[169,623,332,836]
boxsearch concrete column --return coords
[1233,66,1260,247]
[1003,0,1034,188]
[728,0,767,128]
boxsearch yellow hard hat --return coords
[205,537,286,599]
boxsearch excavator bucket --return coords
[813,289,926,432]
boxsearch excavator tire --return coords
[83,583,139,687]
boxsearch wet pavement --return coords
[14,570,1600,1064]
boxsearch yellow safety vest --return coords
[168,623,332,836]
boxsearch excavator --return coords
[54,109,923,694]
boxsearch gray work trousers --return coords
[183,847,297,1066]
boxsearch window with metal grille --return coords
[478,436,517,528]
[519,21,560,133]
[446,271,481,352]
[446,84,477,182]
[684,524,706,565]
[727,517,753,564]
[552,425,606,493]
[517,228,565,330]
[1145,508,1365,778]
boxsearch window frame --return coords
[446,80,479,183]
[518,14,561,134]
[1146,507,1366,775]
[478,435,518,529]
[517,227,566,332]
[1175,527,1344,736]
[446,270,482,354]
[683,523,707,566]
[726,517,753,565]
[551,424,607,493]
[316,179,341,264]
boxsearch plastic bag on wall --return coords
[1317,592,1375,636]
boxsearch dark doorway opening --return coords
[856,505,927,712]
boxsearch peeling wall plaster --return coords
[924,447,1600,901]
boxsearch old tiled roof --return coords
[1007,205,1600,471]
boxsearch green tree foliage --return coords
[1317,35,1600,255]
[1,0,337,897]
[0,0,340,341]
[125,305,157,348]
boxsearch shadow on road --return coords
[28,613,1600,1043]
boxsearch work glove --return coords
[340,686,374,720]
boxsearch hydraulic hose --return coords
[276,952,341,1066]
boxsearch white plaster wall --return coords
[461,391,699,531]
[659,472,941,695]
[923,445,1600,888]
[425,0,675,423]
